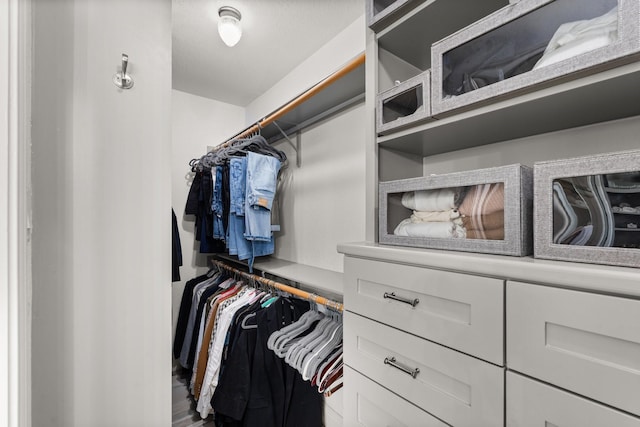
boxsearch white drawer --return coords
[507,281,640,417]
[343,366,448,427]
[323,403,342,427]
[507,371,640,427]
[344,311,504,427]
[323,387,343,427]
[345,257,504,365]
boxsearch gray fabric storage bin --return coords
[379,164,533,256]
[376,70,432,135]
[534,149,640,268]
[431,0,640,116]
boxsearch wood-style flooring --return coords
[172,368,215,427]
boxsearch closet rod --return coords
[217,52,366,151]
[212,259,344,312]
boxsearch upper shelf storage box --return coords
[431,0,640,116]
[534,149,640,268]
[379,164,533,256]
[376,70,432,135]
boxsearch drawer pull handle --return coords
[384,356,420,379]
[383,292,419,307]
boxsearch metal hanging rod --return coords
[212,259,344,312]
[212,52,366,153]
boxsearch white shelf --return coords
[216,255,344,302]
[337,242,640,298]
[377,0,507,70]
[378,61,640,157]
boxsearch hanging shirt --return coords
[197,287,257,418]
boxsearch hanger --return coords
[271,311,324,359]
[267,310,321,354]
[302,323,343,381]
[317,351,343,392]
[284,316,334,368]
[297,320,342,378]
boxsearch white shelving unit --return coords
[346,0,640,425]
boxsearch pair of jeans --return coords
[245,152,281,241]
[228,157,252,260]
[227,154,279,271]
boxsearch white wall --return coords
[171,89,244,342]
[423,116,640,174]
[1,2,12,425]
[245,14,365,125]
[242,13,368,273]
[274,102,367,272]
[31,1,74,423]
[31,0,172,425]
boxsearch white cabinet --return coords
[507,281,640,417]
[343,366,448,427]
[344,311,504,427]
[352,0,640,423]
[344,256,504,364]
[340,244,640,426]
[507,372,640,427]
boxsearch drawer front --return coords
[343,366,448,427]
[344,311,504,427]
[507,281,640,416]
[345,257,504,365]
[507,372,640,427]
[323,403,342,427]
[323,387,343,427]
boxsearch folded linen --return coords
[461,210,504,231]
[458,183,504,217]
[394,218,466,239]
[410,209,461,223]
[534,7,618,70]
[401,188,458,212]
[465,227,505,240]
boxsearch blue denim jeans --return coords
[228,157,252,260]
[212,166,225,240]
[245,152,281,242]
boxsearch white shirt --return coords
[197,287,257,418]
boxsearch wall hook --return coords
[113,53,134,89]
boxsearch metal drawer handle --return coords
[384,356,420,379]
[383,292,419,307]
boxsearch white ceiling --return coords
[172,0,364,107]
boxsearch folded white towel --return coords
[401,189,457,212]
[394,218,466,239]
[410,209,461,223]
[534,7,618,69]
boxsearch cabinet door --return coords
[507,371,640,427]
[507,281,640,417]
[345,256,504,364]
[343,366,448,427]
[345,311,504,427]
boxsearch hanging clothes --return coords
[172,208,183,282]
[173,263,342,427]
[186,135,286,271]
[173,273,212,359]
[211,296,323,427]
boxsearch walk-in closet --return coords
[3,0,640,426]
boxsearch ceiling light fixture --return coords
[218,6,242,47]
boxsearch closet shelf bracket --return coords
[272,120,301,167]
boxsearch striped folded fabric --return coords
[458,183,505,240]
